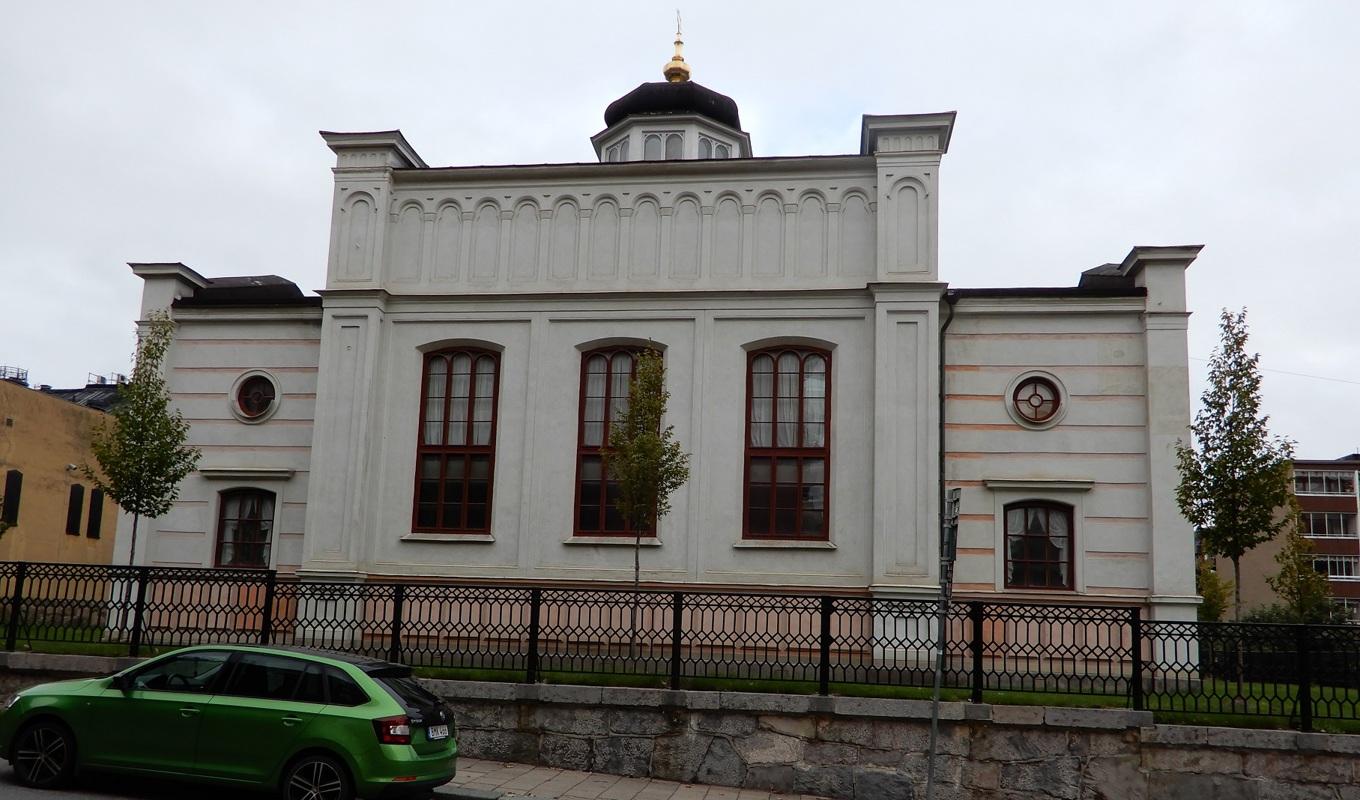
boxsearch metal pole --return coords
[925,487,961,800]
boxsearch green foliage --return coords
[1176,309,1294,619]
[604,350,691,534]
[85,311,201,560]
[1265,510,1339,624]
[1196,559,1233,623]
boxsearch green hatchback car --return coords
[0,645,457,799]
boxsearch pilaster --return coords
[861,113,955,282]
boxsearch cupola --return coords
[592,18,752,162]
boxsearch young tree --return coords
[1195,559,1233,623]
[1176,308,1294,620]
[1267,507,1337,624]
[85,311,201,565]
[605,349,691,592]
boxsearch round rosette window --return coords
[230,371,280,423]
[1005,372,1067,429]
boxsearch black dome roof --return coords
[604,81,741,131]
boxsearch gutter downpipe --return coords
[924,289,959,800]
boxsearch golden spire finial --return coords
[663,10,691,83]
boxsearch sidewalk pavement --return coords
[435,758,831,800]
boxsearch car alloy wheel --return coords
[284,755,352,800]
[13,721,75,788]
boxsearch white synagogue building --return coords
[125,39,1201,624]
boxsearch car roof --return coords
[170,644,410,676]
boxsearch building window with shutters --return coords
[575,348,655,536]
[65,485,84,535]
[412,349,500,533]
[215,489,275,568]
[1,469,21,527]
[86,488,105,539]
[743,348,831,540]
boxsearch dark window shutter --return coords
[87,489,104,539]
[2,469,21,526]
[65,485,85,535]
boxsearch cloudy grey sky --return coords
[1,1,1356,458]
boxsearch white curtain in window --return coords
[750,354,773,446]
[776,353,800,446]
[424,356,447,445]
[584,355,607,446]
[472,356,495,445]
[447,354,471,445]
[802,355,826,447]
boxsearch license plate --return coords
[427,724,449,741]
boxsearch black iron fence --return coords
[2,561,1358,731]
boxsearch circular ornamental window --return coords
[236,375,277,420]
[1012,377,1061,424]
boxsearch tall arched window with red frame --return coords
[575,347,653,536]
[744,347,831,540]
[413,349,499,533]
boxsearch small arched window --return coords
[1004,501,1074,590]
[643,134,664,161]
[744,348,831,539]
[665,133,683,160]
[698,137,713,159]
[714,143,730,159]
[216,489,276,568]
[413,349,500,533]
[575,348,654,536]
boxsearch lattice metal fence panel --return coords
[270,581,395,660]
[1309,624,1360,724]
[11,562,140,648]
[679,592,823,683]
[537,588,674,679]
[401,584,533,672]
[979,603,1132,696]
[139,567,271,649]
[831,597,964,690]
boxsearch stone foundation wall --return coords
[3,654,1359,799]
[427,680,1360,800]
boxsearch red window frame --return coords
[742,347,831,540]
[215,488,275,569]
[573,347,654,537]
[1003,501,1074,590]
[412,349,500,534]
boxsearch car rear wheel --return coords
[282,753,353,800]
[12,719,76,789]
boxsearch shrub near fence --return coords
[2,561,1359,731]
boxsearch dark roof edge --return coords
[173,296,323,309]
[949,287,1148,299]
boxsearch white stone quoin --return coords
[123,55,1200,624]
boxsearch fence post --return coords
[1129,607,1144,711]
[526,588,542,684]
[388,584,406,664]
[818,596,833,696]
[129,566,150,658]
[258,570,277,646]
[969,601,984,704]
[670,591,684,690]
[1296,625,1313,732]
[5,562,28,652]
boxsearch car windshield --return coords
[376,675,441,714]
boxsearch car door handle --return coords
[179,707,201,717]
[281,715,303,726]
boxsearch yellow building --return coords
[0,376,119,564]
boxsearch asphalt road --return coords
[0,766,265,799]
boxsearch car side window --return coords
[324,667,369,706]
[218,653,313,702]
[131,651,231,694]
[295,664,326,705]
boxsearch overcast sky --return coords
[2,1,1356,458]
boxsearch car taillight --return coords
[373,715,411,745]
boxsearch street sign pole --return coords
[925,487,961,800]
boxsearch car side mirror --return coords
[110,674,132,692]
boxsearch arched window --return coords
[413,349,499,533]
[575,348,652,536]
[744,348,830,539]
[1004,501,1074,590]
[643,134,663,161]
[698,137,713,159]
[714,143,730,159]
[216,489,275,568]
[665,133,683,160]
